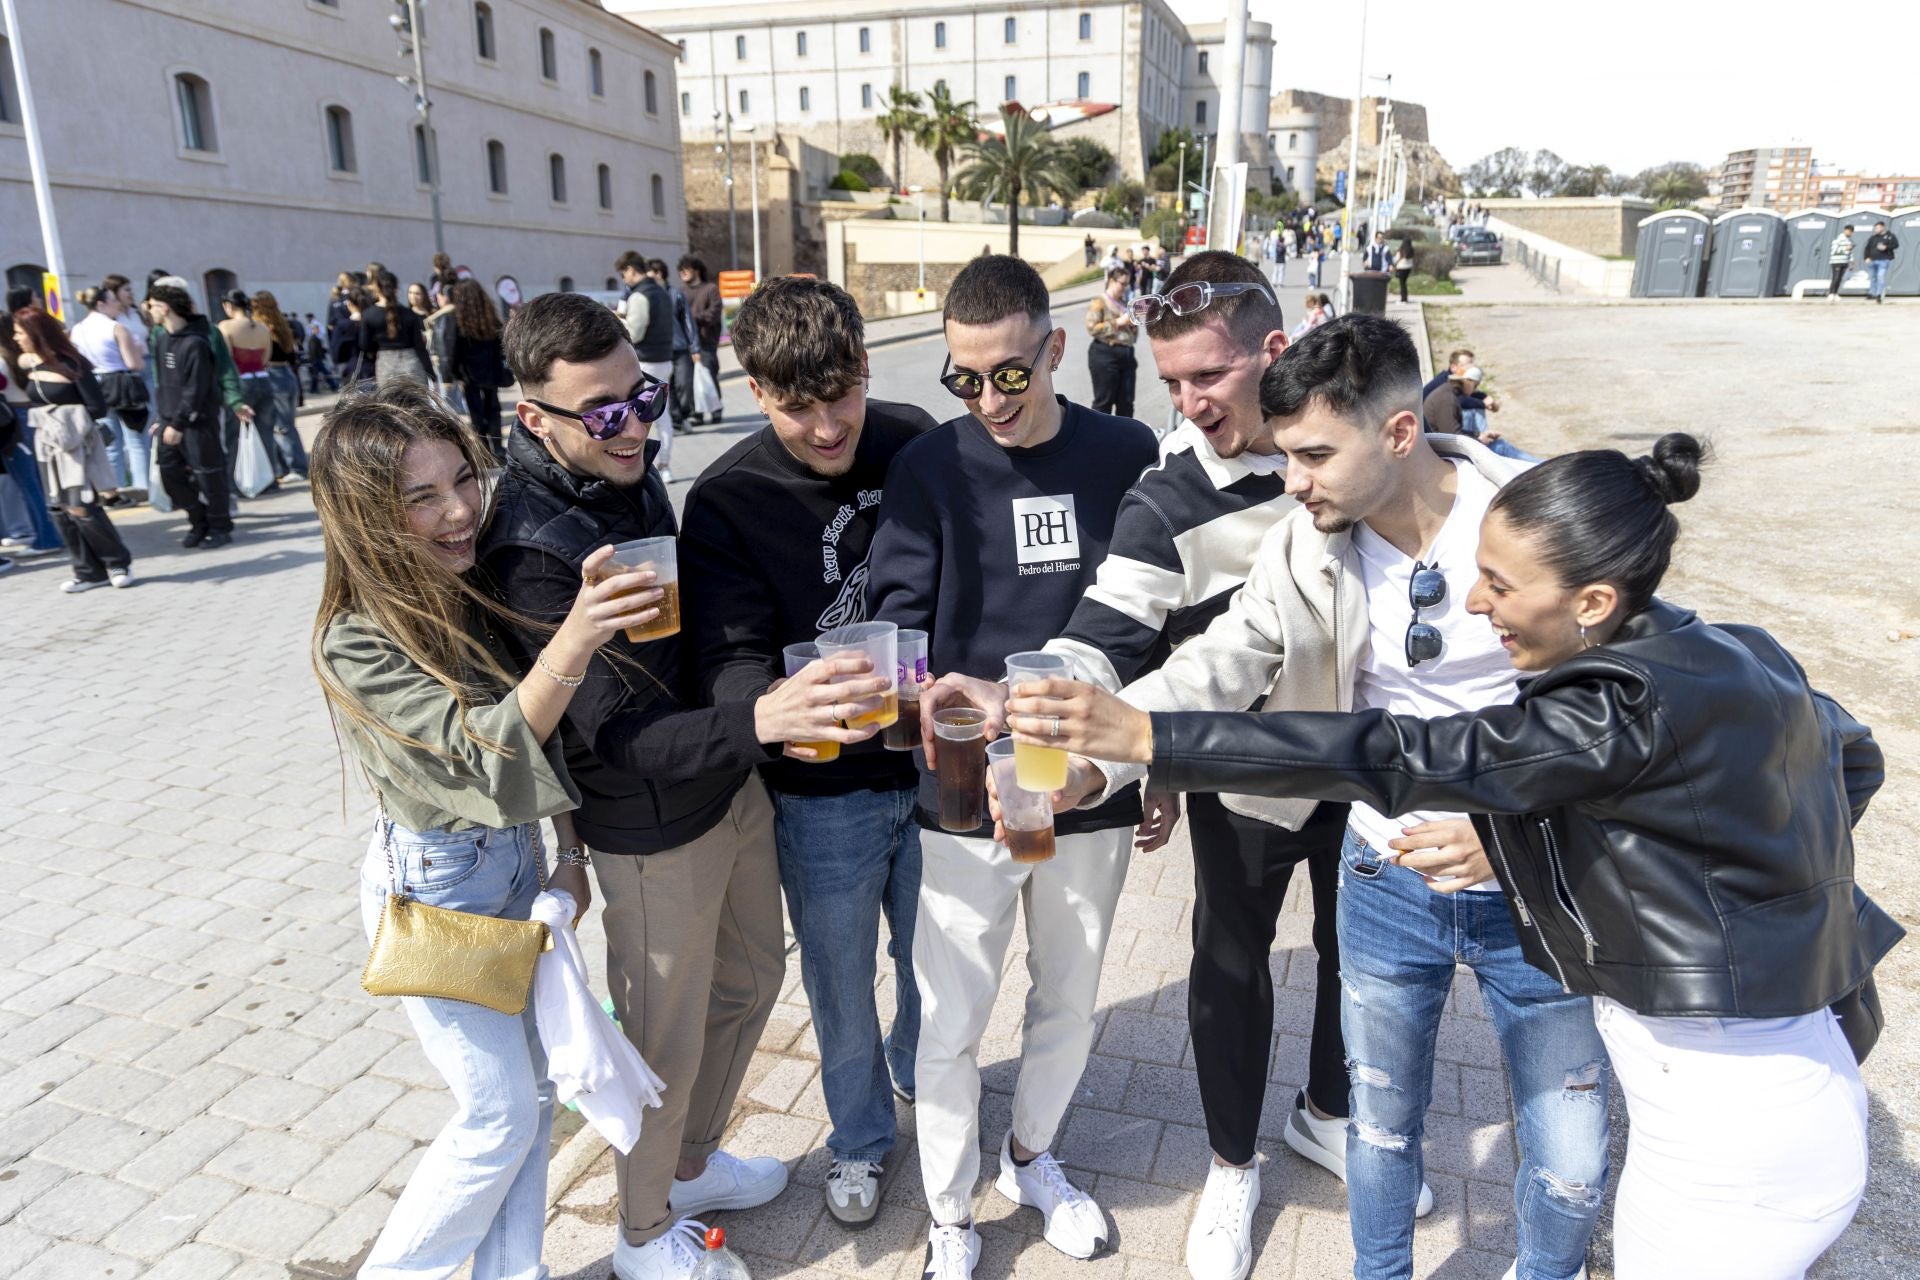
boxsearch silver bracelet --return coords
[537,651,586,687]
[554,846,590,868]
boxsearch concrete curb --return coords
[545,1123,611,1212]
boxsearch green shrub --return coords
[1406,272,1461,296]
[828,170,870,193]
[1413,243,1457,281]
[1096,179,1145,218]
[1061,138,1115,191]
[1148,161,1179,193]
[838,153,888,186]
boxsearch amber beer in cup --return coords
[1003,651,1070,792]
[988,738,1055,862]
[782,643,839,763]
[933,708,988,831]
[604,536,679,643]
[882,629,928,751]
[818,622,898,730]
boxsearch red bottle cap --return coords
[705,1226,727,1251]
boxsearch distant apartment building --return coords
[1806,172,1920,211]
[1715,145,1814,209]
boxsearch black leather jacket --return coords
[1149,601,1903,1026]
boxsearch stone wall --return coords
[1476,198,1656,258]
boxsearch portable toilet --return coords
[1832,208,1885,295]
[1631,210,1711,297]
[1707,208,1789,298]
[1782,208,1841,294]
[1884,207,1920,296]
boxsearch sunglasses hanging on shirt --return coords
[1405,561,1446,667]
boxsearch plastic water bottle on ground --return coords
[689,1225,751,1279]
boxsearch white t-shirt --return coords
[71,310,130,374]
[1346,460,1519,889]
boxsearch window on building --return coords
[414,123,436,184]
[539,28,557,81]
[797,31,808,57]
[1288,131,1297,149]
[1077,71,1089,98]
[549,153,567,203]
[592,50,606,97]
[800,85,812,112]
[560,276,574,292]
[934,78,947,97]
[0,38,15,123]
[934,21,946,48]
[681,91,690,114]
[1198,51,1209,74]
[676,39,686,61]
[643,69,656,113]
[651,174,666,218]
[859,27,871,54]
[474,3,496,60]
[735,34,746,60]
[486,138,507,193]
[1195,98,1207,126]
[1079,12,1091,39]
[1286,164,1295,185]
[861,83,873,109]
[174,73,216,152]
[1004,16,1017,43]
[739,88,749,114]
[1004,74,1016,100]
[324,105,356,173]
[598,163,612,210]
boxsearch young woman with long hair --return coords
[448,278,506,457]
[311,381,663,1276]
[250,289,310,480]
[220,290,284,492]
[14,309,133,590]
[360,270,434,387]
[0,321,67,557]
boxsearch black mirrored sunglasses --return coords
[938,331,1054,400]
[530,376,670,440]
[1405,561,1446,667]
[1129,279,1280,325]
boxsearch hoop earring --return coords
[1579,623,1591,649]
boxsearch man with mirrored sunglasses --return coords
[480,292,892,1280]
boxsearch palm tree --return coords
[875,84,924,195]
[913,84,976,223]
[954,103,1077,258]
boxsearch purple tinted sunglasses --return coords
[530,377,669,440]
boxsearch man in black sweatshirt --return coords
[146,283,233,547]
[478,292,888,1280]
[1863,219,1899,303]
[680,277,937,1230]
[866,255,1157,1278]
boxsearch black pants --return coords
[156,426,234,536]
[1088,341,1137,418]
[1829,263,1848,296]
[1188,791,1350,1165]
[1394,268,1412,302]
[698,341,722,416]
[670,351,696,427]
[462,381,503,458]
[52,501,131,582]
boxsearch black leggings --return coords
[462,382,503,458]
[1394,267,1412,302]
[1188,793,1351,1164]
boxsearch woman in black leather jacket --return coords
[1007,433,1901,1280]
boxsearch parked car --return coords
[1456,228,1503,265]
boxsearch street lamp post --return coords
[0,0,69,294]
[908,187,927,294]
[743,121,762,282]
[718,80,739,271]
[392,0,445,255]
[1339,0,1369,312]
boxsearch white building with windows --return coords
[606,0,1273,191]
[0,0,684,318]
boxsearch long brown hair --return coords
[450,278,500,342]
[15,309,90,378]
[250,289,297,354]
[310,382,520,761]
[376,270,402,342]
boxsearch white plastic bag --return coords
[693,363,722,416]
[147,446,174,513]
[234,420,275,499]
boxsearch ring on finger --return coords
[1049,715,1062,738]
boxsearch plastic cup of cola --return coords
[988,738,1056,863]
[883,629,929,751]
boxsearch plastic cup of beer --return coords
[988,738,1056,863]
[933,707,988,832]
[817,621,898,731]
[604,536,679,643]
[1003,651,1070,792]
[782,642,839,764]
[883,628,928,751]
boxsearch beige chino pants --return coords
[591,776,784,1248]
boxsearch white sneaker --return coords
[1185,1159,1259,1280]
[1502,1267,1587,1280]
[923,1221,981,1279]
[1282,1089,1435,1218]
[109,568,135,589]
[668,1149,789,1216]
[59,578,108,594]
[826,1158,882,1227]
[995,1134,1109,1259]
[613,1217,705,1280]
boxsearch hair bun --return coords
[1634,433,1704,505]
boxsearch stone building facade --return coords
[1269,87,1454,204]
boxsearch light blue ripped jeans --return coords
[1336,828,1610,1280]
[357,818,552,1280]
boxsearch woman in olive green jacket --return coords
[310,382,662,1277]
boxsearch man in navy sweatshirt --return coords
[866,255,1158,1279]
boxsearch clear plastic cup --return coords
[989,738,1056,863]
[933,707,988,831]
[883,629,929,751]
[782,642,839,764]
[1003,650,1070,792]
[817,621,898,730]
[605,536,679,642]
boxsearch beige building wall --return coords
[0,0,685,319]
[1475,197,1655,259]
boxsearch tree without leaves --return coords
[912,84,977,223]
[875,85,925,195]
[954,103,1079,257]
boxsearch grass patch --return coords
[1063,266,1106,287]
[1407,273,1462,296]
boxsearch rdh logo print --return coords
[1012,494,1081,575]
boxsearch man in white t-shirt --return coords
[1068,315,1607,1280]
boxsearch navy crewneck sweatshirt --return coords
[868,396,1158,836]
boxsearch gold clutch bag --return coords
[362,893,552,1016]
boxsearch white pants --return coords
[638,359,674,474]
[914,827,1130,1223]
[1595,996,1868,1280]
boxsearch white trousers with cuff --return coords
[913,827,1130,1224]
[1596,994,1868,1280]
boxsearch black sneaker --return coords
[203,532,232,549]
[181,530,207,548]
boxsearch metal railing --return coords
[1511,239,1563,293]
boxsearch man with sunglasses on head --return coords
[480,292,890,1280]
[865,255,1158,1280]
[1048,315,1609,1280]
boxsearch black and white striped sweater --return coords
[1046,421,1294,692]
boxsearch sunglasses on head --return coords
[1129,279,1279,326]
[529,375,669,440]
[1406,561,1446,667]
[938,331,1055,400]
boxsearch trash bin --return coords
[1350,271,1390,315]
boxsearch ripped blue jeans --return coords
[1337,828,1610,1280]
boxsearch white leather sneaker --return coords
[1185,1159,1259,1280]
[1281,1089,1435,1218]
[1501,1266,1587,1280]
[825,1158,882,1227]
[668,1149,789,1216]
[612,1217,705,1280]
[995,1133,1109,1258]
[923,1221,981,1279]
